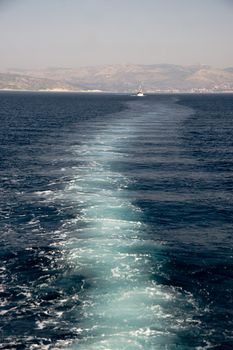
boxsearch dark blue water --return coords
[0,92,233,349]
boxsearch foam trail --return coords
[57,102,196,350]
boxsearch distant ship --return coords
[136,86,144,97]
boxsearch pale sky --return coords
[0,0,233,69]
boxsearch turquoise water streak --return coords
[53,101,198,350]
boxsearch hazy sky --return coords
[0,0,233,69]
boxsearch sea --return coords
[0,92,233,350]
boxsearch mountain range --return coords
[1,64,233,93]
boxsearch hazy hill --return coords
[1,64,233,92]
[0,72,78,92]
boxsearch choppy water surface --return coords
[0,92,233,349]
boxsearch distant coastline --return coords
[0,88,233,94]
[0,88,105,93]
[1,63,233,94]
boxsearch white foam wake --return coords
[52,102,197,350]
